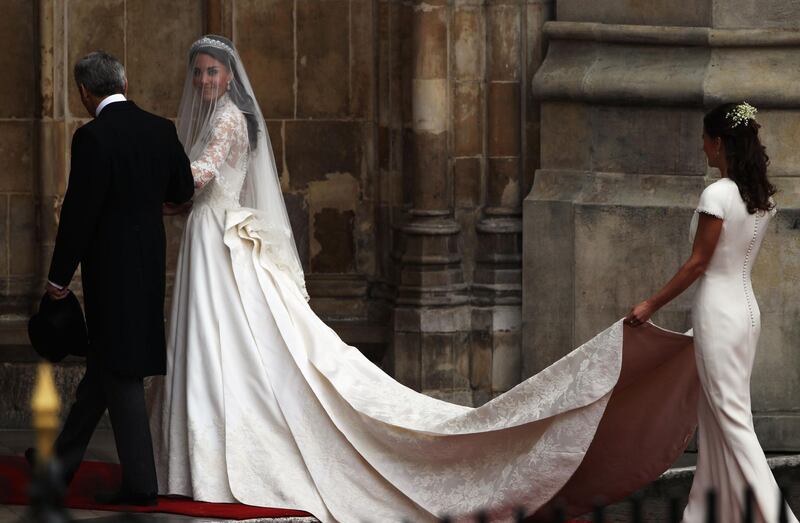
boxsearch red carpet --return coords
[0,456,312,519]
[1,456,595,521]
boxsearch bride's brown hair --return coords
[703,103,776,214]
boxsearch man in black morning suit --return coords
[42,51,194,505]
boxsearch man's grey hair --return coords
[74,51,126,97]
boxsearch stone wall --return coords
[1,0,552,426]
[0,1,37,327]
[526,0,800,451]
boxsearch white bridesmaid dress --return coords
[684,177,797,523]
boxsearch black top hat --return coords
[27,292,88,363]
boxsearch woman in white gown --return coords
[149,35,703,522]
[627,102,797,523]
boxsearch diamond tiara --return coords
[190,36,235,56]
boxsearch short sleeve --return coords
[695,180,733,220]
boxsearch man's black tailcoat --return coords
[48,101,194,377]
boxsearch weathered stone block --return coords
[705,48,800,113]
[488,4,521,81]
[590,106,706,176]
[283,192,310,272]
[540,102,591,171]
[378,126,390,171]
[285,121,362,189]
[265,121,285,178]
[453,6,483,80]
[757,110,800,177]
[470,325,493,391]
[0,0,34,118]
[236,0,295,119]
[392,330,421,391]
[0,196,8,277]
[126,0,203,118]
[351,0,375,119]
[0,361,86,429]
[748,209,800,414]
[421,306,470,333]
[0,122,34,193]
[405,131,448,210]
[297,0,350,118]
[412,6,447,79]
[454,158,481,209]
[488,82,520,157]
[712,0,800,29]
[556,0,711,27]
[311,208,355,273]
[67,0,125,118]
[454,81,483,157]
[487,158,520,209]
[540,103,707,176]
[492,329,521,393]
[9,195,35,277]
[421,333,454,392]
[379,169,403,208]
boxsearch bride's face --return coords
[192,53,232,103]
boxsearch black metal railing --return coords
[426,484,793,523]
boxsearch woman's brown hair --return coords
[703,103,776,214]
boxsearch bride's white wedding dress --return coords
[147,94,701,522]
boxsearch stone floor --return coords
[1,429,798,522]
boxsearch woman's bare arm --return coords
[625,213,724,325]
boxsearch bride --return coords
[148,35,702,522]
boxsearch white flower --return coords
[726,102,758,128]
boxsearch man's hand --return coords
[163,202,192,216]
[46,281,69,301]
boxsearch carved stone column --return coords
[392,0,471,404]
[470,0,524,399]
[0,0,42,341]
[469,0,552,400]
[526,0,800,451]
[37,0,66,293]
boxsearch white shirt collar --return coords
[96,94,127,116]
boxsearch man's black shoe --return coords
[94,490,158,507]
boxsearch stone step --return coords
[599,454,800,522]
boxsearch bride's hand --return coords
[625,300,655,327]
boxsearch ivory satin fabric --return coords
[147,98,702,522]
[147,177,700,521]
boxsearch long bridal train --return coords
[148,206,700,523]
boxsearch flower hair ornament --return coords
[726,102,757,128]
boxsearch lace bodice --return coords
[192,94,249,209]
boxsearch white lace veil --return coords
[177,35,307,299]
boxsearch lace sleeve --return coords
[191,108,239,189]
